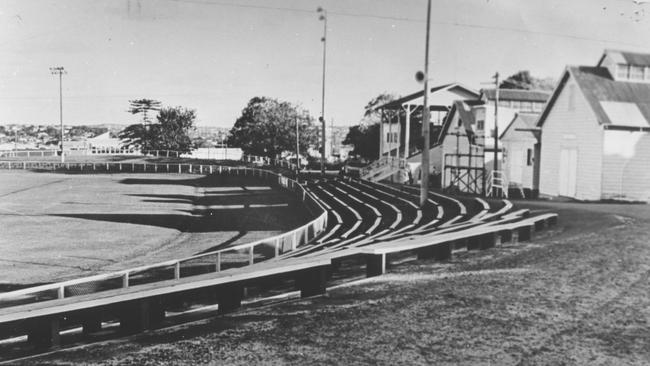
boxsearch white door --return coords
[509,149,524,185]
[558,148,577,197]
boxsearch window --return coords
[532,102,544,113]
[386,132,398,143]
[498,100,510,108]
[526,148,534,166]
[616,63,629,80]
[645,66,650,81]
[511,100,521,110]
[630,65,644,81]
[476,120,485,130]
[521,101,533,112]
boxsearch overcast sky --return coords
[1,0,650,127]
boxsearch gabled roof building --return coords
[537,49,650,201]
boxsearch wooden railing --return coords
[360,156,405,181]
[487,170,508,198]
[0,162,327,307]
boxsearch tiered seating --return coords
[282,177,556,271]
[0,166,557,357]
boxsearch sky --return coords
[1,0,650,128]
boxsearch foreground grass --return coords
[19,201,650,365]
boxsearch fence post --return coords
[292,231,298,250]
[119,163,122,171]
[122,272,129,288]
[275,239,280,257]
[216,252,221,272]
[174,262,181,279]
[57,286,65,299]
[178,165,181,174]
[249,246,254,265]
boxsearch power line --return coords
[164,0,646,47]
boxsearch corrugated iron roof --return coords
[481,88,550,102]
[500,113,539,140]
[516,113,539,128]
[436,100,484,145]
[570,66,650,126]
[376,82,479,110]
[620,51,650,66]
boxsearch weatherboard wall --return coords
[601,130,650,201]
[539,75,603,200]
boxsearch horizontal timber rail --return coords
[0,257,331,350]
[0,162,327,311]
[361,212,558,277]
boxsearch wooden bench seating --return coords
[360,213,558,277]
[0,257,331,349]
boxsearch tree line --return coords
[118,70,552,160]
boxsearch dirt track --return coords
[18,200,650,365]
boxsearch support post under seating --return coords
[295,265,328,298]
[517,224,534,242]
[217,284,244,314]
[365,253,386,277]
[27,316,60,349]
[417,242,452,261]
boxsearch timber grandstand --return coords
[0,151,557,361]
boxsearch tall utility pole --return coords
[493,72,500,173]
[295,113,300,178]
[50,66,66,163]
[419,0,432,207]
[317,6,327,177]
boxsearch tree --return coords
[119,105,197,153]
[362,93,399,122]
[343,93,399,160]
[128,99,162,125]
[342,123,379,160]
[500,70,555,91]
[227,97,318,159]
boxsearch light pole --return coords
[50,66,66,163]
[317,6,327,177]
[417,0,432,207]
[295,113,300,179]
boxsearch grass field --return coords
[0,170,310,289]
[19,199,650,365]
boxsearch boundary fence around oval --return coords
[0,148,184,158]
[0,160,328,307]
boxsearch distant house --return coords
[500,113,540,197]
[364,82,479,182]
[537,49,650,201]
[378,82,479,158]
[480,88,550,114]
[433,100,484,192]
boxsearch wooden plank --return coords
[0,257,330,324]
